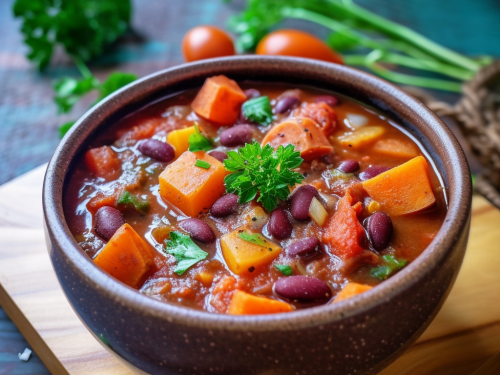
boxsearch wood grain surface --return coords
[0,164,499,375]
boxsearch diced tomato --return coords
[210,275,237,313]
[85,146,121,180]
[293,102,337,134]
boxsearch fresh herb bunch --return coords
[224,142,304,211]
[165,232,208,275]
[227,0,493,92]
[370,255,407,280]
[13,0,136,136]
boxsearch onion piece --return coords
[345,113,368,128]
[309,197,328,226]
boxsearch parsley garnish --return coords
[188,124,212,152]
[224,142,304,211]
[242,96,273,126]
[370,255,408,280]
[238,231,269,247]
[117,191,150,214]
[165,232,208,275]
[274,264,293,276]
[195,160,211,169]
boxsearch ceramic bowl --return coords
[43,56,471,375]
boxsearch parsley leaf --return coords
[274,264,293,276]
[117,191,150,214]
[97,72,137,101]
[370,255,407,281]
[224,142,304,211]
[13,0,131,70]
[188,124,212,152]
[242,96,273,126]
[238,231,269,247]
[195,159,211,169]
[165,232,208,275]
[54,76,100,114]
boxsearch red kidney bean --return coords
[244,88,260,99]
[359,165,390,181]
[275,276,331,302]
[220,125,254,147]
[211,194,239,217]
[268,208,293,240]
[275,96,300,114]
[94,206,125,241]
[208,150,228,163]
[285,237,319,256]
[137,139,175,163]
[290,185,318,221]
[338,159,359,173]
[179,218,215,243]
[314,95,339,107]
[365,212,393,250]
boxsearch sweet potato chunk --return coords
[322,189,365,260]
[191,75,247,125]
[210,275,238,313]
[337,126,385,150]
[372,138,419,160]
[228,291,293,315]
[333,283,372,302]
[220,228,281,275]
[85,146,121,180]
[93,224,155,287]
[159,151,226,217]
[167,125,197,158]
[261,117,333,161]
[362,156,436,216]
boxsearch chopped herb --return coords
[165,231,208,275]
[117,191,150,214]
[370,255,407,281]
[195,159,211,169]
[274,264,293,276]
[238,231,268,247]
[242,96,273,126]
[188,124,212,152]
[224,142,304,211]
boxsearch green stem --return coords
[330,0,482,72]
[73,56,93,79]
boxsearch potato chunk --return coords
[167,125,197,158]
[159,151,226,217]
[337,126,385,149]
[220,229,281,275]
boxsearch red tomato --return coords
[182,26,235,62]
[256,29,343,65]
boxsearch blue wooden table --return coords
[0,0,498,373]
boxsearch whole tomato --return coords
[182,26,235,62]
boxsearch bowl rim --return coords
[43,55,471,331]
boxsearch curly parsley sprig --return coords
[223,142,304,211]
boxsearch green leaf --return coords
[117,191,150,214]
[238,231,269,247]
[223,142,304,211]
[242,96,273,126]
[274,264,293,276]
[195,159,211,169]
[370,255,407,281]
[13,0,132,70]
[59,121,76,138]
[327,30,362,53]
[188,124,212,152]
[165,231,208,275]
[97,72,137,101]
[53,76,100,114]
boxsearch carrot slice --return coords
[93,224,155,287]
[159,151,226,216]
[191,75,247,125]
[322,189,365,260]
[362,156,436,216]
[333,282,372,303]
[85,146,121,180]
[261,117,333,161]
[228,290,293,315]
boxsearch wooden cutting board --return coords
[0,165,499,375]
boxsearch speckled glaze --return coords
[43,56,471,375]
